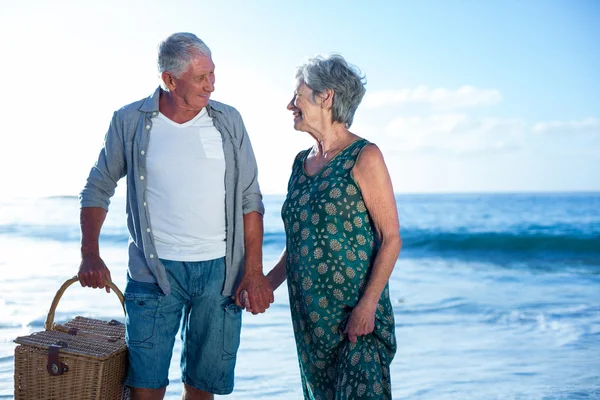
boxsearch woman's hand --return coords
[344,302,377,343]
[239,290,252,312]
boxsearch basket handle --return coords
[44,276,125,331]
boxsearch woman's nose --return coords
[287,95,296,110]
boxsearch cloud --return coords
[364,113,600,157]
[532,117,600,134]
[366,114,526,155]
[362,85,502,110]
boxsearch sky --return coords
[1,0,599,198]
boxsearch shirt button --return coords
[146,228,151,233]
[149,254,155,259]
[140,176,144,180]
[152,112,158,116]
[140,150,145,155]
[146,125,151,130]
[143,202,147,206]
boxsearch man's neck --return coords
[158,89,205,124]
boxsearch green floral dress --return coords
[281,139,396,400]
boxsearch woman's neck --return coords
[313,123,355,158]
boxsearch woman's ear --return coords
[320,89,334,109]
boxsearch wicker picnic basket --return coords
[14,276,130,400]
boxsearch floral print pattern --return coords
[282,139,396,400]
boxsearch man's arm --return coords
[78,207,112,292]
[242,211,263,276]
[233,112,272,313]
[237,113,264,216]
[235,212,274,314]
[78,111,126,291]
[80,111,127,209]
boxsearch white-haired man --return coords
[78,32,273,400]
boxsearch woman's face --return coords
[287,81,321,132]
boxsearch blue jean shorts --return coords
[123,257,242,394]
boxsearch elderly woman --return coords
[266,54,402,399]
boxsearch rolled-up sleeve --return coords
[79,111,127,211]
[237,114,264,215]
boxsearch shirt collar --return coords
[138,86,225,117]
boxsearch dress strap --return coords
[340,138,371,162]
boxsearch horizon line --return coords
[2,189,599,202]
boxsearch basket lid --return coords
[15,317,126,360]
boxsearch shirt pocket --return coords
[198,134,224,160]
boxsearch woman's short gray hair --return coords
[158,32,211,83]
[295,54,366,128]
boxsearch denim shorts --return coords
[123,257,242,394]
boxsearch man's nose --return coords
[205,78,215,92]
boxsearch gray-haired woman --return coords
[266,54,402,399]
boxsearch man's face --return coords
[170,55,215,111]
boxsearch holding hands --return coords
[235,271,274,314]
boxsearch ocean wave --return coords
[2,223,598,262]
[403,229,600,256]
[267,228,599,259]
[0,224,128,244]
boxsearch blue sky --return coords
[1,0,598,197]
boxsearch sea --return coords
[0,193,599,399]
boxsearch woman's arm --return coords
[267,247,288,291]
[345,143,402,342]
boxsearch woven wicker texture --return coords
[15,319,125,360]
[13,277,130,400]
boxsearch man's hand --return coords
[78,254,112,293]
[235,272,274,314]
[344,303,377,343]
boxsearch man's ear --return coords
[162,71,176,91]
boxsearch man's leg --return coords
[131,387,167,400]
[180,258,242,396]
[182,383,213,400]
[124,267,187,399]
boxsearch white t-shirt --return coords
[145,108,226,261]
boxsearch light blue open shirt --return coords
[80,87,264,296]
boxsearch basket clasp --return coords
[47,343,69,376]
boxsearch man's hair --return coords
[157,32,211,86]
[295,54,366,128]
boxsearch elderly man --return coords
[78,32,273,400]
